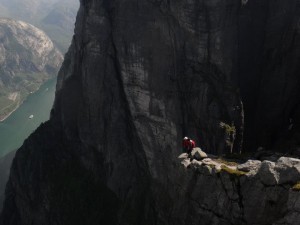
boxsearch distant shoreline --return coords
[0,78,55,123]
[0,89,37,123]
[0,101,21,122]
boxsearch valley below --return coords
[0,78,56,157]
[0,18,63,122]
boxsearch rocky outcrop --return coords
[191,147,208,160]
[0,18,63,121]
[237,160,261,172]
[2,0,300,225]
[180,155,300,225]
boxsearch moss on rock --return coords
[292,182,300,191]
[221,165,247,177]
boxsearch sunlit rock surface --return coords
[0,18,63,121]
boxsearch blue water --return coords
[0,78,56,157]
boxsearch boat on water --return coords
[29,115,34,119]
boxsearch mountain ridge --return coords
[0,0,79,52]
[0,18,63,121]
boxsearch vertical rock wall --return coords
[238,0,300,151]
[2,0,300,224]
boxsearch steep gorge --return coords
[1,0,300,224]
[0,18,63,121]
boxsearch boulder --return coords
[191,159,202,168]
[275,157,300,184]
[237,160,262,172]
[257,161,279,186]
[181,159,191,168]
[277,157,300,166]
[191,147,208,160]
[178,153,188,159]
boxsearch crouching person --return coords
[182,137,196,157]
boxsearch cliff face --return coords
[2,0,300,224]
[178,154,300,225]
[0,150,15,212]
[0,18,63,121]
[238,0,300,152]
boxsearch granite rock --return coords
[2,0,300,225]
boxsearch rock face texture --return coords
[0,18,63,121]
[2,0,300,224]
[238,0,300,152]
[180,156,300,225]
[0,150,15,212]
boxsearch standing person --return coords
[182,137,196,154]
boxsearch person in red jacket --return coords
[182,137,196,153]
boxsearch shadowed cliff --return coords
[1,0,300,224]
